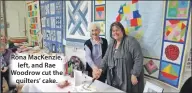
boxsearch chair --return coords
[143,81,164,93]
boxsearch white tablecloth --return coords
[21,75,124,92]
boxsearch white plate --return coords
[75,84,97,92]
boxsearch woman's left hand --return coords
[2,67,8,72]
[131,75,138,85]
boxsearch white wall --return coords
[5,1,27,37]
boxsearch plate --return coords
[75,84,97,92]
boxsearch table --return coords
[21,75,124,92]
[16,51,123,92]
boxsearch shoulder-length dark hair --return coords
[110,22,127,39]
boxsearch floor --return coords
[2,78,8,93]
[2,78,22,93]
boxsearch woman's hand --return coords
[92,69,102,79]
[92,66,99,74]
[131,75,138,85]
[92,66,99,79]
[2,67,8,72]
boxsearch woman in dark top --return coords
[180,76,192,93]
[1,35,16,93]
[93,22,144,93]
[84,22,108,83]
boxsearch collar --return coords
[91,37,103,45]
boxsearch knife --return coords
[87,78,96,88]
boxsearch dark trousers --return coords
[1,69,16,92]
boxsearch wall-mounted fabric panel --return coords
[159,0,191,89]
[26,1,41,46]
[93,0,106,38]
[106,0,191,89]
[40,1,64,53]
[65,1,92,43]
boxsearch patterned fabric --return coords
[40,1,64,53]
[66,1,92,42]
[116,0,143,40]
[26,1,40,46]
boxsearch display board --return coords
[94,0,106,38]
[106,1,163,59]
[0,15,4,52]
[38,0,191,89]
[40,1,64,53]
[159,0,191,89]
[26,1,41,46]
[106,0,191,89]
[65,1,92,43]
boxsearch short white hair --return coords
[88,22,101,32]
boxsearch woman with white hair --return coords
[84,22,108,83]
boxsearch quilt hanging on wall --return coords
[106,0,163,81]
[40,1,64,53]
[26,1,41,46]
[66,1,92,42]
[0,15,4,51]
[106,0,164,59]
[159,0,191,89]
[94,0,106,38]
[106,0,191,89]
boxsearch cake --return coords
[57,80,70,88]
[75,84,97,92]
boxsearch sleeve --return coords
[6,49,13,66]
[100,44,110,73]
[106,39,108,48]
[0,56,6,68]
[84,45,96,69]
[130,38,144,77]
